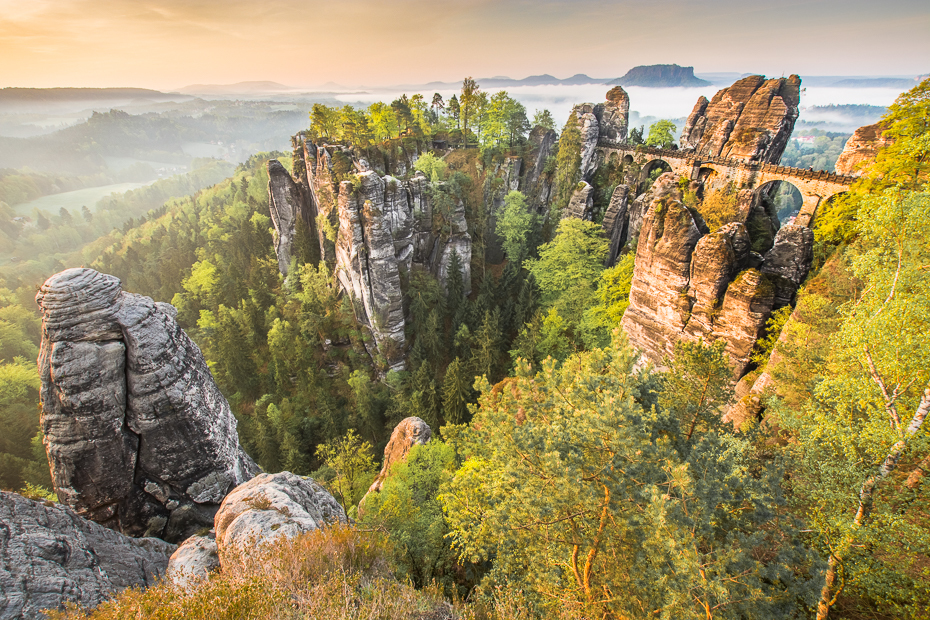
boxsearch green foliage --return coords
[628,125,645,145]
[525,218,608,312]
[412,152,448,182]
[695,183,741,232]
[750,305,792,367]
[660,339,733,442]
[781,189,930,618]
[531,109,555,132]
[577,252,635,348]
[315,430,378,513]
[780,131,850,172]
[551,115,582,221]
[494,190,535,265]
[360,441,466,595]
[645,119,677,149]
[442,334,821,619]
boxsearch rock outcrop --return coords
[563,181,594,220]
[37,268,259,543]
[165,534,219,587]
[0,491,174,620]
[602,184,631,266]
[595,87,630,148]
[267,159,312,275]
[569,88,631,181]
[620,174,811,378]
[835,123,891,176]
[297,144,473,370]
[364,417,432,498]
[214,472,347,555]
[523,126,557,212]
[679,75,801,164]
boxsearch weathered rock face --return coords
[524,126,557,212]
[297,143,473,370]
[594,86,630,148]
[364,417,432,498]
[166,534,219,587]
[572,104,601,182]
[0,491,174,620]
[267,159,311,275]
[603,184,631,266]
[761,224,814,308]
[835,123,891,176]
[679,75,801,164]
[620,174,809,378]
[36,268,259,543]
[620,176,703,362]
[563,181,595,220]
[214,472,347,555]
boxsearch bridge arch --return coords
[640,158,672,191]
[753,179,803,225]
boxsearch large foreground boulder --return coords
[36,268,260,543]
[214,472,347,555]
[0,491,174,620]
[165,534,219,587]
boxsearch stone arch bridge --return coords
[605,146,857,226]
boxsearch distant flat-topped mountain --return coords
[177,81,296,95]
[610,65,711,88]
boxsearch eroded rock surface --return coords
[214,472,347,555]
[594,86,630,148]
[835,123,891,176]
[572,104,601,182]
[0,491,174,620]
[267,159,311,275]
[365,417,432,499]
[165,534,219,587]
[563,181,595,220]
[37,268,259,543]
[680,75,801,163]
[603,184,631,266]
[620,174,809,378]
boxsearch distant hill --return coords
[829,77,918,88]
[610,65,711,88]
[177,81,296,95]
[0,87,183,113]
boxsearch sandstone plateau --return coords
[834,123,892,176]
[36,268,259,543]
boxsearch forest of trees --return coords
[3,77,929,620]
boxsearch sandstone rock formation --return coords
[611,64,711,88]
[595,87,630,148]
[364,417,432,498]
[679,75,801,164]
[834,123,891,176]
[295,143,473,370]
[37,268,259,543]
[0,491,174,620]
[214,472,347,555]
[563,181,594,220]
[620,174,811,378]
[523,126,557,212]
[761,224,814,308]
[267,159,312,275]
[602,184,631,266]
[165,534,219,587]
[569,88,631,181]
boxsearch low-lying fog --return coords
[335,83,908,134]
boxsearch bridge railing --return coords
[610,145,857,185]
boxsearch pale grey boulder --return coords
[165,534,219,587]
[0,491,174,620]
[214,472,347,555]
[37,268,260,543]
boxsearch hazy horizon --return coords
[1,0,927,90]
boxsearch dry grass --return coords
[46,526,454,620]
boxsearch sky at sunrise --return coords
[1,0,928,89]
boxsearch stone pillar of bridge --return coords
[795,194,822,227]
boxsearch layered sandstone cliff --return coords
[834,123,891,176]
[679,75,801,163]
[36,268,259,543]
[620,174,812,378]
